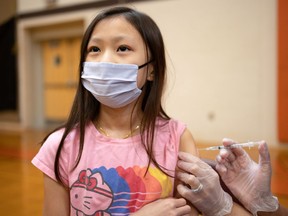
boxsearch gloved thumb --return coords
[258,141,271,172]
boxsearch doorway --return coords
[16,18,84,128]
[0,17,18,123]
[41,37,81,123]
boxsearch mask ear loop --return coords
[138,60,154,69]
[139,60,154,82]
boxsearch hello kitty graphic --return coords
[70,166,172,215]
[70,169,113,216]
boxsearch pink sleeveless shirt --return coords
[32,118,186,215]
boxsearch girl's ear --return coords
[146,60,154,81]
[147,71,154,81]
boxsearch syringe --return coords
[198,141,261,151]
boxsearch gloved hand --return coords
[215,138,279,215]
[177,151,233,216]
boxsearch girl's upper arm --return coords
[43,174,70,216]
[179,128,198,157]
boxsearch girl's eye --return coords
[117,45,130,52]
[88,46,100,52]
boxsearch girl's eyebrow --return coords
[88,37,102,43]
[89,35,135,43]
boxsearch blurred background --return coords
[0,0,287,215]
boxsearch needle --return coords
[198,141,261,151]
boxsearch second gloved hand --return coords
[215,138,279,215]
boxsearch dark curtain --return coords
[0,16,17,110]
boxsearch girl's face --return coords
[86,16,153,88]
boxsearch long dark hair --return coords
[45,6,170,184]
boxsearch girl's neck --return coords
[94,105,143,139]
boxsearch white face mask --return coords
[81,61,150,108]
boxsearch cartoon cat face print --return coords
[70,169,113,215]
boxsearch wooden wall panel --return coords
[278,0,288,142]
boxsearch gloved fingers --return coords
[216,149,238,170]
[178,175,234,216]
[177,184,195,200]
[215,162,227,174]
[216,153,227,166]
[222,137,237,146]
[222,138,254,171]
[177,160,211,179]
[216,154,236,172]
[216,151,244,179]
[216,154,224,164]
[219,148,236,162]
[178,152,212,176]
[178,151,200,163]
[222,138,247,158]
[177,171,201,190]
[176,183,205,204]
[258,140,271,164]
[257,141,273,178]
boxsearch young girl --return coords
[32,6,250,216]
[32,6,197,215]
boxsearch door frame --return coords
[17,12,87,128]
